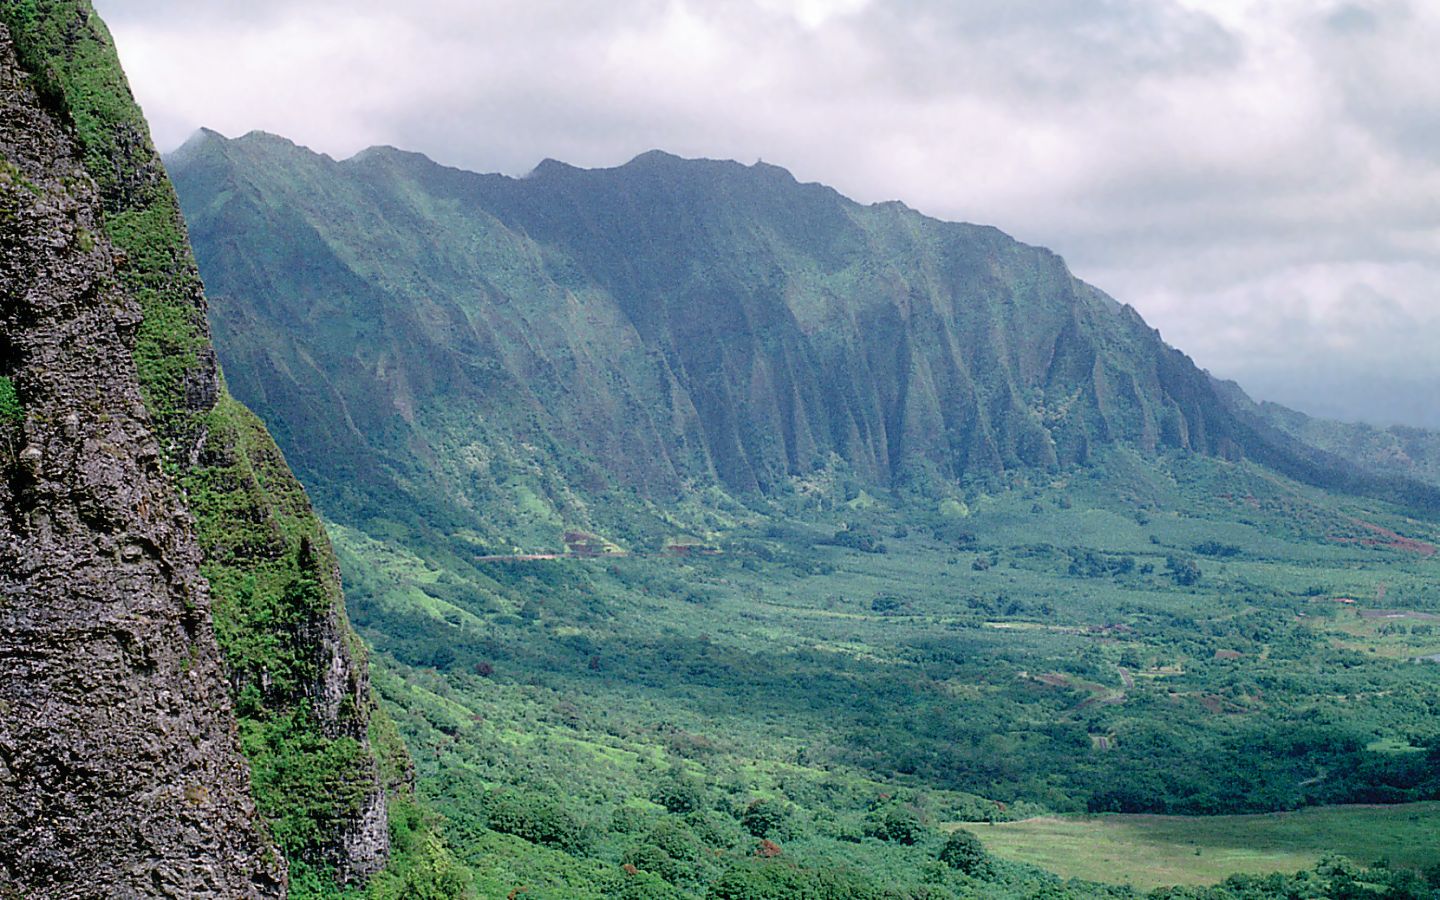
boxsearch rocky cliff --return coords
[169,133,1440,554]
[0,22,284,897]
[1,1,410,890]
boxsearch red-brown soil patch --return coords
[1331,520,1436,557]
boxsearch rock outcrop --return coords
[0,23,285,897]
[1,1,405,889]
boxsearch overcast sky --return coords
[93,0,1440,427]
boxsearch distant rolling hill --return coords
[1212,378,1440,489]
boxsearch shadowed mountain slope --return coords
[171,131,1437,548]
[1210,378,1440,489]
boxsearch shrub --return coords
[1166,555,1202,586]
[651,771,706,815]
[482,790,590,854]
[740,798,790,838]
[622,844,682,883]
[0,376,21,427]
[646,818,703,862]
[939,829,990,875]
[611,806,651,834]
[864,803,926,844]
[824,528,886,554]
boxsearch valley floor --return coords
[331,448,1440,896]
[952,801,1440,890]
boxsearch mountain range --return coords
[166,127,1440,898]
[4,1,1438,893]
[169,129,1439,555]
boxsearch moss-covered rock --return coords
[0,2,462,893]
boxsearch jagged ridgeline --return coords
[169,132,1438,551]
[0,2,464,896]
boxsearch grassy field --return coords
[951,803,1440,889]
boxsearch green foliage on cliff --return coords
[1,0,210,442]
[105,201,211,440]
[188,396,339,702]
[0,0,144,191]
[0,3,466,894]
[0,376,21,425]
[240,705,373,854]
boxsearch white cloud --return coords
[94,0,1440,426]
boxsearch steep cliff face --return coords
[0,25,284,897]
[1,1,409,888]
[171,135,1228,543]
[169,132,1439,553]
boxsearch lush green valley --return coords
[168,130,1440,896]
[324,447,1440,896]
[7,0,1438,895]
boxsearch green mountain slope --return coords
[1209,379,1440,489]
[170,131,1438,555]
[1267,410,1440,487]
[169,130,1440,897]
[0,3,464,895]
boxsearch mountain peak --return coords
[528,157,580,178]
[349,144,437,168]
[624,148,687,167]
[618,149,799,182]
[234,128,303,149]
[168,126,229,163]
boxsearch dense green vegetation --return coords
[0,3,464,893]
[0,376,21,426]
[322,446,1440,896]
[165,126,1440,894]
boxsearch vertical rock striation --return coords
[0,23,285,897]
[168,134,1440,548]
[2,0,408,888]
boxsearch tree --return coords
[740,798,789,838]
[1166,555,1202,586]
[939,829,990,876]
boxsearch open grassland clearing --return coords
[951,802,1440,890]
[1303,603,1440,661]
